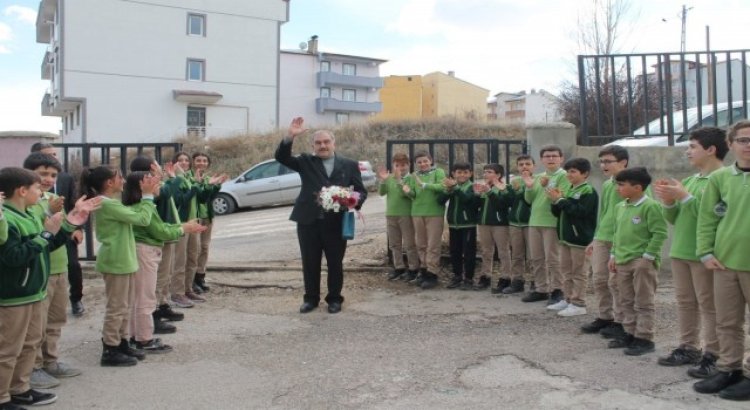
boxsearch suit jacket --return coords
[54,171,77,213]
[275,138,367,225]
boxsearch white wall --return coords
[524,92,561,124]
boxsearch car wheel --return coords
[213,194,236,216]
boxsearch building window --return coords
[63,116,67,134]
[342,63,356,76]
[342,89,356,102]
[320,87,331,98]
[187,59,205,81]
[320,61,330,72]
[76,106,81,126]
[187,106,206,137]
[187,13,206,36]
[336,113,349,124]
[69,112,74,130]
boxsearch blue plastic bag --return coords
[342,211,355,240]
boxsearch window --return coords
[244,161,281,181]
[320,61,330,72]
[187,59,205,81]
[342,63,356,76]
[187,106,206,127]
[63,116,67,134]
[76,106,81,126]
[187,13,206,36]
[336,113,349,124]
[320,87,331,98]
[69,112,74,130]
[342,89,356,102]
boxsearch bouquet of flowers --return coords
[317,185,361,213]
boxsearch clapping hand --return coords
[44,212,64,235]
[652,178,687,205]
[150,162,164,179]
[494,178,507,191]
[164,162,176,178]
[49,196,65,214]
[208,174,229,185]
[182,219,208,234]
[443,177,457,190]
[66,195,103,226]
[71,229,83,245]
[140,174,161,196]
[376,166,390,181]
[546,187,562,201]
[521,171,535,188]
[473,182,489,194]
[539,176,550,188]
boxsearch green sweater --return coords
[524,168,571,228]
[405,168,447,217]
[378,176,412,217]
[612,196,668,267]
[508,178,531,227]
[28,192,68,275]
[663,173,709,261]
[697,165,750,271]
[551,182,598,248]
[593,178,621,242]
[478,186,512,226]
[94,197,153,274]
[439,181,480,228]
[133,201,184,248]
[0,217,6,245]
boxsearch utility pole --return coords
[680,4,693,53]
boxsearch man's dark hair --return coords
[129,155,155,172]
[451,161,471,172]
[563,158,591,174]
[23,153,62,173]
[615,167,652,190]
[30,142,54,153]
[598,145,629,165]
[690,127,729,160]
[539,145,563,158]
[516,154,534,164]
[483,163,504,178]
[0,167,41,198]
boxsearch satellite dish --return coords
[299,42,308,50]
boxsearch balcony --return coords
[316,98,382,114]
[317,72,384,89]
[41,93,62,117]
[36,0,56,43]
[41,50,52,80]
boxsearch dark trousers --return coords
[296,215,347,305]
[66,239,83,303]
[449,227,477,279]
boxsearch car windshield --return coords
[633,101,748,137]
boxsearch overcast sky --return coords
[0,0,746,133]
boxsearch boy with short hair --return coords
[607,167,667,356]
[506,155,535,294]
[22,153,83,390]
[693,120,750,400]
[378,153,420,281]
[547,158,598,317]
[581,145,629,338]
[440,162,480,290]
[653,127,726,378]
[522,145,571,304]
[473,164,512,292]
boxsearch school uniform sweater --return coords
[662,173,710,261]
[439,181,480,228]
[133,201,184,248]
[551,182,598,248]
[697,165,750,271]
[612,195,668,267]
[155,176,187,225]
[404,167,447,217]
[593,178,621,243]
[0,216,7,245]
[29,192,68,275]
[524,168,571,228]
[508,178,531,227]
[378,176,412,217]
[478,186,512,226]
[94,196,153,274]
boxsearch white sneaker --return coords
[546,300,569,311]
[30,368,60,389]
[558,304,587,317]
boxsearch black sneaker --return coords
[657,346,701,366]
[119,339,145,361]
[408,270,425,286]
[101,340,137,367]
[608,333,634,349]
[599,322,625,339]
[624,337,655,356]
[156,304,184,322]
[135,339,173,354]
[501,279,524,294]
[491,278,511,293]
[0,401,27,410]
[10,390,57,406]
[446,276,462,289]
[473,275,492,290]
[719,376,750,401]
[580,318,614,334]
[460,279,474,291]
[547,289,564,305]
[688,352,718,379]
[387,268,405,280]
[71,300,85,317]
[694,370,744,394]
[401,270,418,282]
[420,272,438,290]
[153,318,177,334]
[521,291,549,303]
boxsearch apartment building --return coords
[37,0,289,143]
[490,89,561,124]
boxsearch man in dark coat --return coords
[274,117,366,314]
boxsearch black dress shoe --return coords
[694,370,744,394]
[153,319,177,334]
[71,300,85,316]
[299,302,318,314]
[719,376,750,401]
[327,302,342,314]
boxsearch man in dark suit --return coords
[275,117,367,314]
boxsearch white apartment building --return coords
[37,0,289,143]
[280,36,385,127]
[490,89,561,124]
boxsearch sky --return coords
[0,0,747,133]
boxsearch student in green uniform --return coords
[607,167,667,356]
[547,158,598,317]
[80,165,158,367]
[474,164,513,293]
[693,120,750,401]
[170,152,202,308]
[402,151,446,290]
[522,145,571,304]
[506,155,535,294]
[653,127,726,378]
[440,162,480,290]
[378,153,420,281]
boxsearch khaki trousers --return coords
[527,226,562,293]
[102,273,135,346]
[616,259,658,341]
[156,242,176,305]
[185,222,214,290]
[509,226,531,281]
[35,274,68,368]
[672,258,719,354]
[713,269,750,375]
[386,216,419,271]
[130,244,161,343]
[171,234,190,296]
[478,225,511,280]
[0,302,43,403]
[412,216,444,274]
[591,240,622,322]
[560,245,587,306]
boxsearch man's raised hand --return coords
[287,117,308,140]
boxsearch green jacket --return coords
[551,182,598,248]
[508,177,531,226]
[0,217,7,245]
[612,196,668,267]
[593,178,621,243]
[186,171,222,221]
[404,167,447,217]
[155,176,190,225]
[133,201,184,248]
[663,173,709,261]
[378,176,412,217]
[438,181,480,228]
[697,165,750,271]
[524,168,571,228]
[478,185,512,226]
[94,197,153,274]
[28,192,68,275]
[0,204,73,306]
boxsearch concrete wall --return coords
[422,72,488,120]
[375,75,423,120]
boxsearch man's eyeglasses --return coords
[541,155,561,159]
[733,137,750,146]
[599,159,618,164]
